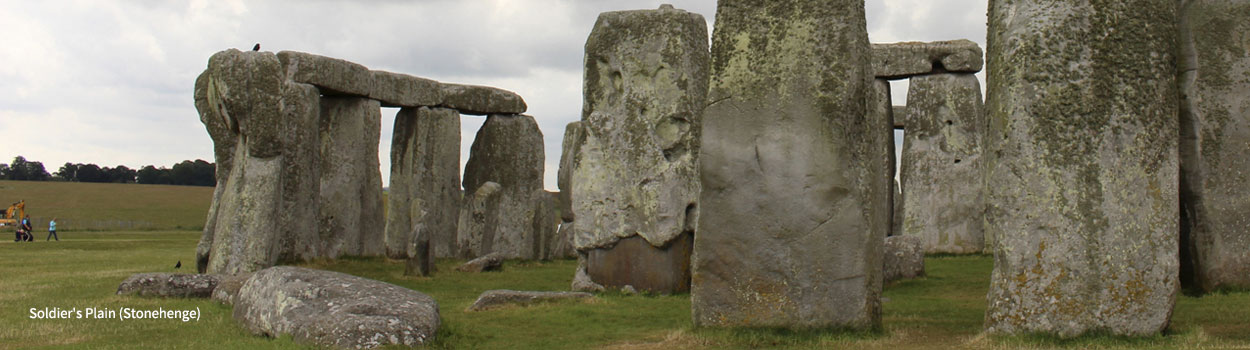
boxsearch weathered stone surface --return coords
[586,232,692,294]
[466,290,593,312]
[456,182,503,259]
[693,0,887,329]
[984,1,1179,337]
[319,97,385,258]
[1179,0,1250,293]
[901,73,984,254]
[871,39,983,79]
[404,224,434,277]
[574,5,707,294]
[277,51,372,96]
[370,70,443,108]
[196,49,322,274]
[235,266,439,348]
[571,261,606,292]
[456,252,504,273]
[533,189,559,260]
[871,79,896,237]
[551,222,577,259]
[439,83,526,115]
[574,4,706,251]
[117,273,222,298]
[386,107,462,259]
[883,235,924,282]
[211,272,254,305]
[461,114,545,259]
[556,122,585,222]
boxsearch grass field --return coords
[1,181,1248,349]
[0,180,213,231]
[1,231,1248,350]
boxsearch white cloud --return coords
[0,0,987,190]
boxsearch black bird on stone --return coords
[175,260,182,269]
[252,43,260,51]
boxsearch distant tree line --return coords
[0,156,215,186]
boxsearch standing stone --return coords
[574,5,708,294]
[461,114,545,259]
[557,122,585,223]
[901,74,985,254]
[318,97,385,258]
[984,0,1179,337]
[1179,0,1250,293]
[533,189,559,260]
[871,79,897,237]
[457,182,503,259]
[386,107,462,259]
[693,0,886,329]
[195,49,322,275]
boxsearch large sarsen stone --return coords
[692,0,887,329]
[574,5,708,294]
[461,114,545,259]
[984,0,1179,337]
[318,97,385,258]
[386,107,462,259]
[1179,0,1250,293]
[901,73,985,254]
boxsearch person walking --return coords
[20,215,34,242]
[46,218,58,241]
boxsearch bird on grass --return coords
[252,43,260,51]
[175,260,182,269]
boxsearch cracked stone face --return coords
[692,0,888,329]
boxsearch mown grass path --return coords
[1,231,1247,349]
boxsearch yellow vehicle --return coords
[1,200,25,227]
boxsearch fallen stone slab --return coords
[277,51,372,96]
[117,273,222,298]
[871,39,983,79]
[883,235,924,282]
[210,272,254,305]
[466,290,593,312]
[456,252,504,273]
[234,266,439,349]
[439,83,526,115]
[370,70,443,108]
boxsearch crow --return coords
[253,43,260,51]
[175,260,182,269]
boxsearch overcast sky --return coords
[0,1,987,190]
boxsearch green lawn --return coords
[0,180,214,231]
[1,231,1247,349]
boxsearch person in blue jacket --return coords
[46,218,58,241]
